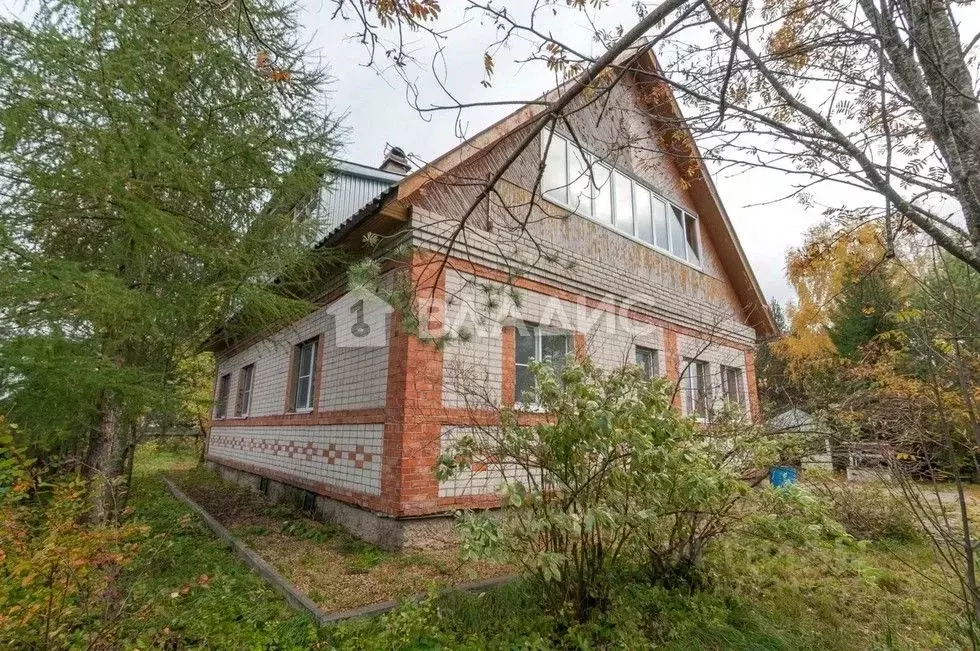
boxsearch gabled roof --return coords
[313,47,775,338]
[387,48,775,338]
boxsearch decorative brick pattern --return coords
[379,250,448,517]
[208,424,383,495]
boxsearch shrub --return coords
[442,358,800,621]
[807,477,922,542]
[0,421,147,648]
[444,359,690,621]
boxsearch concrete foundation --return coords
[205,460,457,551]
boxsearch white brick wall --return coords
[209,424,383,495]
[438,426,540,498]
[213,295,390,417]
[437,273,752,498]
[441,269,667,408]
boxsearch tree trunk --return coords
[83,392,126,523]
[197,413,209,465]
[120,424,137,513]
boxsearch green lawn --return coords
[113,444,967,649]
[113,445,323,648]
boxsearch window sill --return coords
[513,402,546,413]
[540,194,704,273]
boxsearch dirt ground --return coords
[171,467,510,612]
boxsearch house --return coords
[205,51,776,549]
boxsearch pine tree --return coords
[826,268,902,360]
[0,0,339,520]
[756,298,795,414]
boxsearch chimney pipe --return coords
[379,145,411,175]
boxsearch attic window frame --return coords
[539,130,702,270]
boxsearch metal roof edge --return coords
[333,159,406,184]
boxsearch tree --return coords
[772,221,891,399]
[826,265,903,359]
[0,0,340,520]
[842,255,980,637]
[772,226,980,634]
[319,0,980,275]
[756,298,795,414]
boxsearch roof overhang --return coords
[314,185,409,252]
[633,51,776,337]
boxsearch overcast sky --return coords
[295,0,843,307]
[0,0,880,305]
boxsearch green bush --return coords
[0,422,147,649]
[441,357,805,621]
[808,478,923,542]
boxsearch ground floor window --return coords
[235,363,255,416]
[515,325,571,405]
[720,364,746,410]
[681,358,711,419]
[290,337,318,412]
[635,346,659,380]
[215,373,230,419]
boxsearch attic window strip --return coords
[540,130,701,266]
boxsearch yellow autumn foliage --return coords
[774,221,893,383]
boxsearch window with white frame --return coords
[290,338,318,412]
[720,364,746,410]
[540,131,701,265]
[635,346,659,380]
[515,325,571,405]
[215,373,230,419]
[235,363,255,417]
[681,358,712,419]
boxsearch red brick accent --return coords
[743,349,761,423]
[380,250,448,517]
[574,332,587,361]
[437,493,504,511]
[501,326,516,406]
[284,343,298,413]
[312,333,326,414]
[439,254,756,353]
[664,329,682,410]
[210,408,386,428]
[421,407,551,427]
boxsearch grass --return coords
[169,459,510,612]
[328,538,965,650]
[101,443,971,649]
[110,444,323,648]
